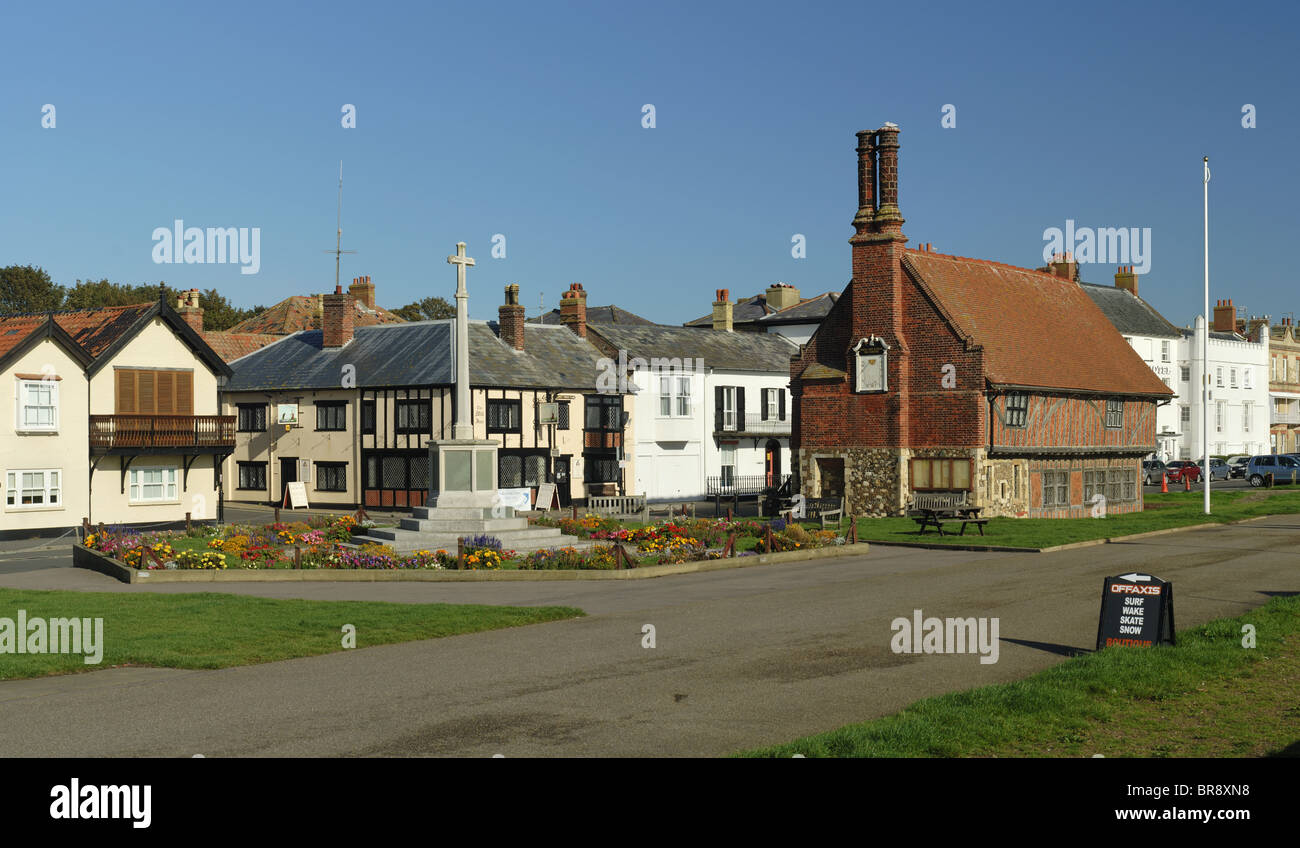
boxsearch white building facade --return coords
[1178,326,1270,459]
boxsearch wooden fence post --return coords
[294,546,302,569]
[764,524,774,553]
[723,532,735,558]
[457,536,465,569]
[847,515,858,544]
[185,512,192,532]
[274,507,281,524]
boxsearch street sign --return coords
[1095,572,1175,651]
[535,482,558,512]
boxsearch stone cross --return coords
[448,242,475,439]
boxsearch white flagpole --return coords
[1203,157,1211,515]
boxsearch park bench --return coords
[907,492,988,536]
[588,495,647,516]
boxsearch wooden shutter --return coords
[778,389,786,421]
[115,370,136,414]
[156,371,174,414]
[760,389,769,420]
[714,386,724,431]
[138,371,155,413]
[175,371,193,415]
[736,387,746,426]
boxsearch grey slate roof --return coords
[588,322,797,372]
[225,320,610,392]
[684,294,772,327]
[1080,283,1181,338]
[685,291,839,327]
[530,305,655,326]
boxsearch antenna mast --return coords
[324,160,357,287]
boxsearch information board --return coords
[496,488,532,511]
[1095,572,1174,650]
[535,482,558,511]
[285,481,309,510]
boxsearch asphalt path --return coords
[0,516,1297,757]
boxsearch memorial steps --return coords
[349,505,593,554]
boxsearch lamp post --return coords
[1202,156,1211,515]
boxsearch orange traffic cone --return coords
[1161,473,1169,493]
[1184,474,1191,492]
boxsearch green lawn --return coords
[845,488,1300,548]
[0,589,583,680]
[742,593,1300,758]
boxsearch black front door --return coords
[554,456,572,507]
[279,457,297,506]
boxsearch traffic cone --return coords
[1184,475,1191,492]
[1161,474,1168,493]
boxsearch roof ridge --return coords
[905,247,1075,284]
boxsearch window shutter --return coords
[736,387,746,426]
[116,370,136,414]
[760,389,769,421]
[714,386,723,431]
[156,371,175,414]
[138,371,156,414]
[176,371,193,415]
[778,390,786,421]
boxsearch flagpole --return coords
[1203,156,1211,515]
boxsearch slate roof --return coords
[225,321,612,392]
[587,322,797,372]
[226,294,403,335]
[1079,283,1181,338]
[895,250,1173,396]
[685,291,838,328]
[529,305,655,326]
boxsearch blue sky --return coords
[1,0,1295,328]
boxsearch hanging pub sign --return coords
[1095,572,1175,651]
[852,336,889,393]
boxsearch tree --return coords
[0,265,64,314]
[392,296,455,322]
[61,279,265,331]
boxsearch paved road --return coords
[0,517,1297,757]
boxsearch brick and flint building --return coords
[789,124,1174,518]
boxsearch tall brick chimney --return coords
[1213,299,1236,333]
[1046,253,1079,282]
[175,288,204,332]
[559,283,587,339]
[348,275,375,309]
[1114,265,1138,297]
[712,289,733,331]
[848,122,909,446]
[765,282,800,311]
[499,284,525,350]
[322,283,354,347]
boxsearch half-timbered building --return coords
[790,124,1174,518]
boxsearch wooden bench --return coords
[588,495,647,516]
[907,492,987,536]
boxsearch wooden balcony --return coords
[89,415,236,454]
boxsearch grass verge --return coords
[0,588,583,680]
[848,488,1300,548]
[742,593,1300,758]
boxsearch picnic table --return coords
[907,493,989,536]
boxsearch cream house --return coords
[221,284,632,510]
[0,300,234,538]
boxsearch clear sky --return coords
[1,0,1295,328]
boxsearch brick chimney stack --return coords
[322,283,354,347]
[1046,253,1079,282]
[1212,298,1236,333]
[765,282,800,312]
[499,284,525,350]
[348,275,375,309]
[559,283,587,339]
[848,122,909,446]
[1114,265,1138,297]
[175,288,204,332]
[712,289,733,331]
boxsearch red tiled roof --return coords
[201,332,281,363]
[227,295,404,335]
[903,250,1173,396]
[0,304,154,361]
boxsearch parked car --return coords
[1141,459,1167,486]
[1198,458,1231,481]
[1164,461,1202,484]
[1226,456,1251,479]
[1246,454,1300,487]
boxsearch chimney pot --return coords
[559,282,588,338]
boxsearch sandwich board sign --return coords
[284,481,309,510]
[1095,572,1174,651]
[535,482,558,512]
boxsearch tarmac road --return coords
[0,515,1297,757]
